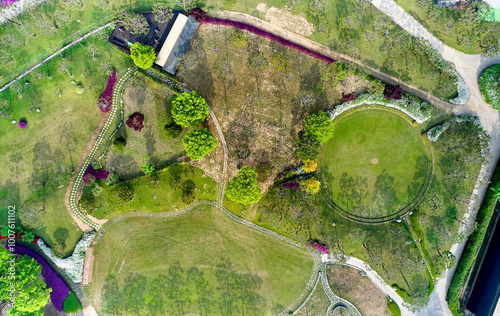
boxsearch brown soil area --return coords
[327,265,391,316]
[178,24,370,191]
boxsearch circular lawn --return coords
[318,109,429,222]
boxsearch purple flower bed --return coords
[282,180,300,190]
[98,70,117,113]
[307,241,329,254]
[18,120,27,129]
[84,165,109,180]
[202,17,336,64]
[0,0,20,6]
[5,245,70,311]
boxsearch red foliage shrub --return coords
[98,70,117,113]
[126,112,145,132]
[383,84,403,101]
[341,92,356,102]
[190,8,207,23]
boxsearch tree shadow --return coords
[337,172,369,214]
[371,169,399,217]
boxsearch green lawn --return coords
[82,164,218,219]
[318,109,428,218]
[91,204,314,315]
[0,34,132,255]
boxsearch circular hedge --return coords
[479,64,500,109]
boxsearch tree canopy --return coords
[302,177,321,194]
[130,43,156,69]
[182,128,218,161]
[171,91,210,127]
[122,13,150,36]
[0,249,51,316]
[226,166,262,205]
[303,111,334,144]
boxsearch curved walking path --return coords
[367,0,500,315]
[66,68,137,233]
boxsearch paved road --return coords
[369,0,500,315]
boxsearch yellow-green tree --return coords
[302,159,317,172]
[226,166,262,205]
[130,43,156,69]
[302,177,321,194]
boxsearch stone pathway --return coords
[66,68,137,232]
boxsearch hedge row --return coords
[202,17,336,64]
[447,164,500,315]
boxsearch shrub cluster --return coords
[0,226,37,243]
[126,112,145,131]
[163,122,183,138]
[84,165,109,180]
[130,43,156,69]
[479,64,500,109]
[306,241,329,254]
[302,177,320,194]
[112,137,126,151]
[303,111,334,144]
[226,166,262,205]
[189,7,207,23]
[98,70,116,113]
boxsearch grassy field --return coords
[91,204,313,315]
[178,23,372,189]
[396,0,500,54]
[327,265,392,316]
[81,164,218,219]
[103,73,186,180]
[318,109,428,218]
[0,33,133,255]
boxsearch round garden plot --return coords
[318,108,432,224]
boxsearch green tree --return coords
[302,177,321,194]
[303,111,334,144]
[141,163,155,175]
[232,31,249,48]
[367,79,385,95]
[183,129,218,161]
[271,52,289,70]
[0,249,51,316]
[295,130,320,160]
[163,122,183,138]
[130,43,156,69]
[113,137,126,151]
[91,184,103,197]
[152,4,173,23]
[121,12,150,36]
[226,166,262,205]
[171,91,210,127]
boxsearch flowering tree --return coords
[98,70,116,113]
[130,43,156,69]
[18,119,27,129]
[182,128,217,161]
[126,112,145,131]
[171,91,209,127]
[226,166,262,205]
[383,84,403,101]
[306,241,329,254]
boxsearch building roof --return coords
[154,14,189,68]
[162,15,201,75]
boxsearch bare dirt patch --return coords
[257,3,314,36]
[327,265,391,316]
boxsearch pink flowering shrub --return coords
[307,241,329,254]
[98,70,117,113]
[84,165,109,180]
[18,120,27,129]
